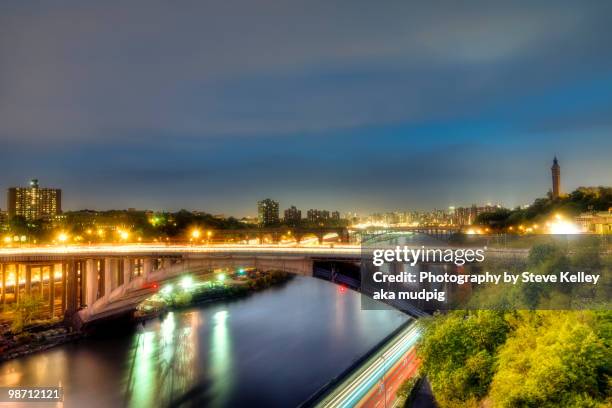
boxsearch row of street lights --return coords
[189,228,213,243]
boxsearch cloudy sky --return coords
[1,1,611,216]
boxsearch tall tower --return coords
[551,156,561,199]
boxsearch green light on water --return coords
[211,309,232,404]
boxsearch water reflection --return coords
[123,311,199,407]
[210,310,232,406]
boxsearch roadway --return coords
[0,243,529,262]
[0,244,363,262]
[315,322,421,408]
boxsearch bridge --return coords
[0,245,363,327]
[200,227,351,244]
[181,225,461,244]
[0,243,528,327]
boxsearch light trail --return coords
[316,323,421,408]
[0,244,362,257]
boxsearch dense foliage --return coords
[477,186,612,229]
[419,310,610,408]
[417,241,611,407]
[418,310,510,407]
[3,208,347,243]
[490,311,609,408]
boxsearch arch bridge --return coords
[0,243,525,328]
[0,246,361,327]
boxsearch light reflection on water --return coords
[0,276,409,407]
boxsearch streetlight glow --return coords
[548,219,581,234]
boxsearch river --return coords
[0,276,409,407]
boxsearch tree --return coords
[490,311,609,408]
[9,295,46,333]
[417,310,509,407]
[9,216,29,235]
[473,187,612,230]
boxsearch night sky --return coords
[1,1,611,216]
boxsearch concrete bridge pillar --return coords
[104,258,114,295]
[49,265,55,318]
[143,258,153,279]
[116,259,124,286]
[123,258,132,284]
[60,263,66,313]
[85,259,97,308]
[25,265,32,298]
[65,260,78,317]
[13,266,19,303]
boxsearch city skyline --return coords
[1,1,612,215]
[0,156,602,219]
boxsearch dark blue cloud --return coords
[0,1,611,215]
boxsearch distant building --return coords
[576,210,612,234]
[7,179,62,221]
[257,199,280,226]
[454,204,501,226]
[331,211,340,221]
[0,208,7,229]
[454,207,472,226]
[284,206,302,225]
[307,209,330,224]
[551,156,561,199]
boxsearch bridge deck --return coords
[0,243,529,262]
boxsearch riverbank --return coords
[135,269,293,322]
[0,320,84,362]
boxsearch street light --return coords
[58,232,68,243]
[191,229,201,240]
[119,230,129,241]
